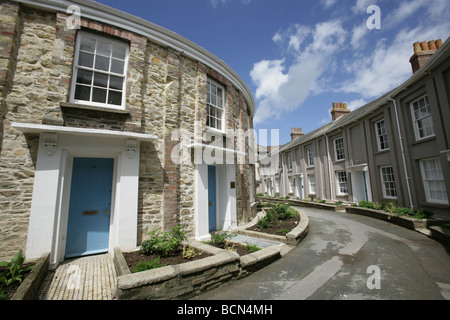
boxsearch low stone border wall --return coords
[114,240,282,300]
[258,196,346,212]
[238,207,309,246]
[429,226,450,247]
[11,252,49,300]
[345,206,450,231]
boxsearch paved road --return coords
[194,207,450,300]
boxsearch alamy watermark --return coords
[366,265,381,290]
[366,5,381,30]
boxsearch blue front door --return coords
[65,158,114,258]
[208,166,217,232]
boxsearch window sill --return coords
[60,102,130,115]
[412,135,436,145]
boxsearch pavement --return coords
[37,253,117,300]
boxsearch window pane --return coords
[95,55,110,72]
[108,90,122,106]
[80,36,95,53]
[74,85,91,101]
[78,52,94,68]
[76,69,92,85]
[112,45,126,60]
[93,72,108,88]
[109,75,123,90]
[111,59,124,74]
[97,40,111,56]
[92,87,107,103]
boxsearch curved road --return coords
[194,207,450,300]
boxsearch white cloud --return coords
[321,0,337,9]
[346,99,367,111]
[252,20,347,124]
[350,22,368,50]
[209,0,251,8]
[352,0,376,14]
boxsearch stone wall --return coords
[0,1,255,260]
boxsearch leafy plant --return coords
[210,231,237,247]
[245,243,261,252]
[257,203,298,229]
[132,258,166,273]
[358,200,376,209]
[182,245,202,260]
[0,250,34,287]
[334,201,343,206]
[277,228,290,235]
[141,225,186,256]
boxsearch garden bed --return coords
[247,215,300,236]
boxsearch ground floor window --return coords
[420,158,448,204]
[308,174,316,195]
[380,166,397,199]
[336,171,348,195]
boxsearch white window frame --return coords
[334,137,345,162]
[380,166,397,199]
[419,158,449,205]
[308,174,316,195]
[375,119,390,151]
[410,95,435,141]
[206,79,226,133]
[307,146,314,167]
[288,153,293,171]
[336,171,348,195]
[70,31,129,110]
[289,177,294,193]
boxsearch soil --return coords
[0,262,35,300]
[248,215,300,236]
[123,247,212,272]
[207,242,255,256]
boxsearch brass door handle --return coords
[208,202,212,207]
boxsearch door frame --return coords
[58,152,118,262]
[64,157,116,258]
[208,165,217,232]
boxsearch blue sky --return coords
[95,0,449,146]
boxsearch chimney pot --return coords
[420,41,429,51]
[436,39,443,48]
[331,102,350,121]
[413,42,421,53]
[290,128,304,141]
[428,40,437,50]
[410,39,443,73]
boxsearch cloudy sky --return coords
[96,0,449,145]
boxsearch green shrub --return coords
[141,225,186,256]
[257,203,298,229]
[245,243,261,252]
[277,228,290,235]
[358,200,376,209]
[394,207,415,216]
[256,193,264,197]
[210,231,236,247]
[132,258,166,273]
[182,245,202,260]
[0,250,34,287]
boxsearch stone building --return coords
[260,38,450,219]
[0,0,256,267]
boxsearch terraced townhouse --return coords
[0,0,257,267]
[260,38,450,219]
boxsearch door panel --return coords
[208,166,217,232]
[65,158,114,258]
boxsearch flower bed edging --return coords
[114,239,285,300]
[257,196,346,212]
[238,207,309,247]
[345,206,449,231]
[11,252,49,300]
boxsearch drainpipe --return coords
[389,96,414,209]
[324,133,334,202]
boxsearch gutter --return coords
[389,97,414,209]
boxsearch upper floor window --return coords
[307,146,314,167]
[420,158,448,204]
[375,119,390,151]
[380,166,397,199]
[71,32,129,109]
[206,79,225,131]
[411,95,435,140]
[334,137,345,161]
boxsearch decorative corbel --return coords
[126,139,138,159]
[42,132,57,156]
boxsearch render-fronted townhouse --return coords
[0,0,256,267]
[272,38,450,219]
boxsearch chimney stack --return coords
[331,102,350,121]
[410,39,442,73]
[291,128,304,141]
